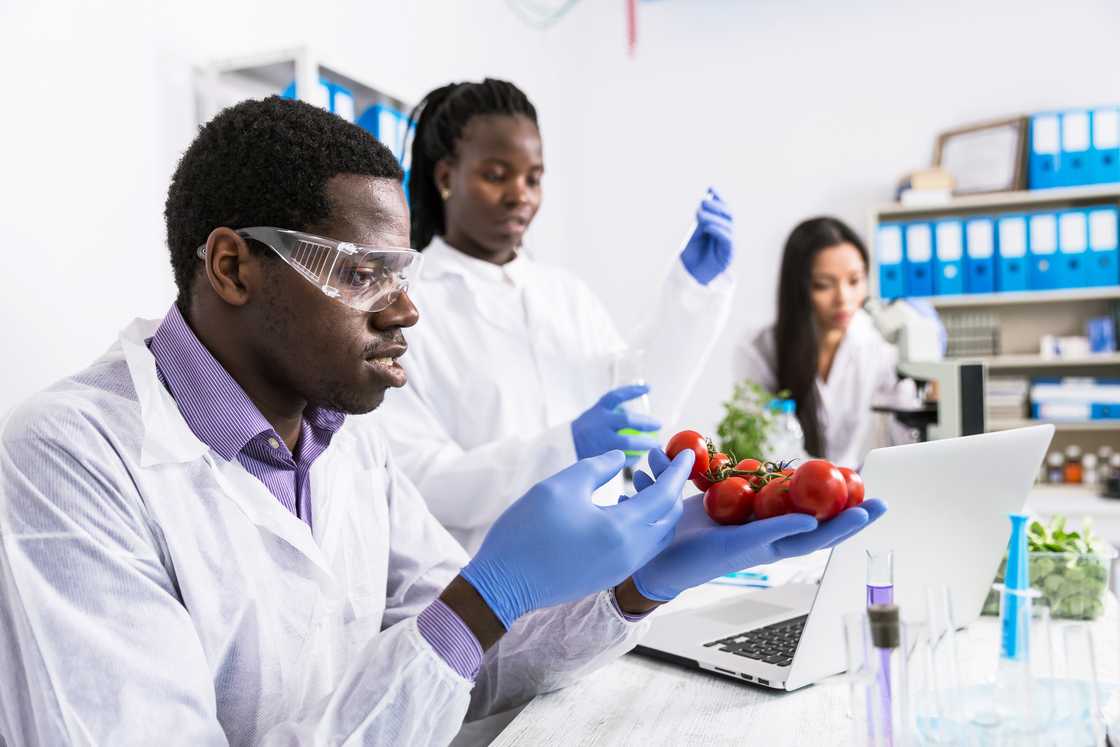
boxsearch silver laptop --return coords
[634,425,1054,691]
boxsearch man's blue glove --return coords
[572,385,661,464]
[679,189,734,286]
[628,449,888,602]
[460,449,694,629]
[904,297,948,355]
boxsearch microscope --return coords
[864,299,987,441]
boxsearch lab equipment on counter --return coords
[1045,451,1064,483]
[867,550,894,607]
[864,298,943,364]
[866,300,986,441]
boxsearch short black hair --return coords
[164,95,404,309]
[406,79,538,250]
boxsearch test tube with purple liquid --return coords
[867,550,894,606]
[867,550,895,746]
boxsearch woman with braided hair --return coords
[376,78,738,553]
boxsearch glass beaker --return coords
[609,348,655,458]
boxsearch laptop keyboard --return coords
[702,615,807,668]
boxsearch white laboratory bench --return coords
[491,584,1120,746]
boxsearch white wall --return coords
[3,0,1120,436]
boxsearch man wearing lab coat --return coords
[0,97,883,746]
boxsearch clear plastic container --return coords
[983,549,1116,620]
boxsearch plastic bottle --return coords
[1110,454,1120,481]
[766,399,807,462]
[1046,452,1064,484]
[1083,453,1099,487]
[1099,445,1115,466]
[1064,445,1083,484]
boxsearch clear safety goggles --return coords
[197,227,422,313]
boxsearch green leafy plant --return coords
[982,515,1114,620]
[716,380,787,462]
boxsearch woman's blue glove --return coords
[679,188,734,286]
[460,449,694,629]
[571,385,661,464]
[628,449,888,602]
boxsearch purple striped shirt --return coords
[147,304,482,679]
[148,305,343,529]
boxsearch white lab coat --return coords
[0,317,647,747]
[374,237,734,553]
[731,310,918,469]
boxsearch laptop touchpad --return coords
[702,598,794,626]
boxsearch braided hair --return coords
[406,79,538,250]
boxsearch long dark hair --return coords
[406,79,538,250]
[774,217,869,458]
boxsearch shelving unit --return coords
[192,48,412,156]
[920,286,1120,309]
[869,187,1120,457]
[876,183,1120,218]
[981,352,1120,370]
[988,419,1120,433]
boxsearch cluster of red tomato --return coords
[665,430,865,526]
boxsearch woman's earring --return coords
[440,188,451,201]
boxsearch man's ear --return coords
[199,227,260,307]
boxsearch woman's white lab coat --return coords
[375,237,734,553]
[0,317,647,746]
[731,310,917,468]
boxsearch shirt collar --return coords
[147,304,345,462]
[423,235,531,288]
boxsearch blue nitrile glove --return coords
[571,385,661,465]
[679,188,734,285]
[627,449,888,602]
[460,449,694,629]
[904,297,948,355]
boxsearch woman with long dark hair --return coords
[376,78,737,553]
[733,217,917,467]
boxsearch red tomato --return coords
[789,460,848,520]
[839,467,865,509]
[694,452,731,492]
[754,476,793,520]
[666,430,710,482]
[703,477,755,525]
[735,458,763,472]
[733,458,765,488]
